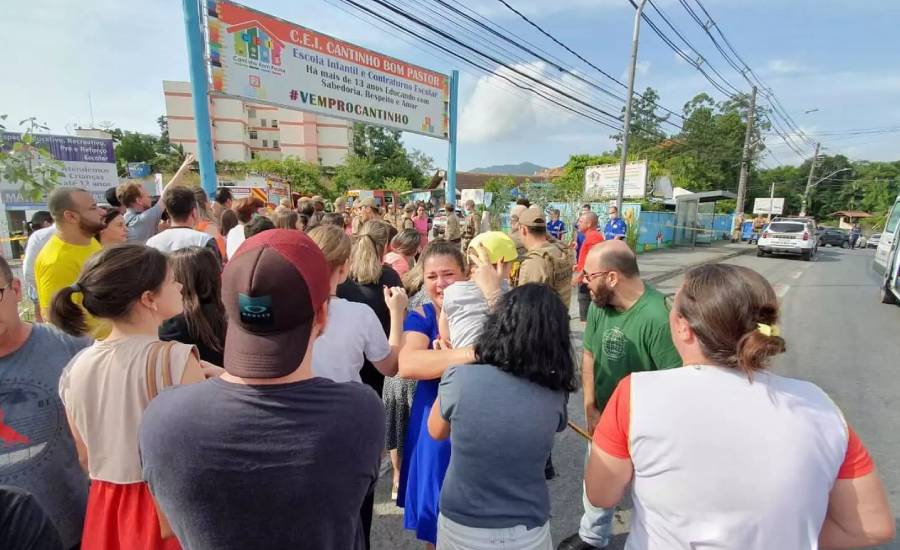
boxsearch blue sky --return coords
[3,0,898,172]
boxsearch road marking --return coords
[792,271,803,279]
[774,283,790,298]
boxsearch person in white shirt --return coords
[146,186,222,265]
[306,225,407,384]
[225,197,265,260]
[119,153,195,243]
[22,220,56,322]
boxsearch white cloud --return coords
[767,59,808,76]
[621,61,651,81]
[459,61,609,143]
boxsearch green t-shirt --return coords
[583,284,682,410]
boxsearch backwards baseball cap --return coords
[222,229,331,378]
[468,231,518,263]
[518,206,546,228]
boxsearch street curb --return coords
[645,246,755,285]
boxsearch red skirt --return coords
[82,480,181,550]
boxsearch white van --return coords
[873,194,900,304]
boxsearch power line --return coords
[334,0,626,131]
[494,0,687,124]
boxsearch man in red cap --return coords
[138,229,385,550]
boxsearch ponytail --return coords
[49,244,169,337]
[350,221,391,285]
[50,285,89,337]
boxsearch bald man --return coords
[558,240,682,550]
[571,211,604,322]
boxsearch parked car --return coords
[757,218,818,260]
[867,233,881,249]
[874,193,900,305]
[818,228,850,248]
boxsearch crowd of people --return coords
[0,158,895,550]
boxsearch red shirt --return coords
[576,229,604,273]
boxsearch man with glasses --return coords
[558,240,681,550]
[0,255,91,549]
[572,211,604,322]
[34,188,105,328]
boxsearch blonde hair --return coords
[350,220,391,285]
[392,228,421,256]
[273,210,299,230]
[307,225,352,272]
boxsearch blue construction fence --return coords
[499,202,735,252]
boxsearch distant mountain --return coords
[468,162,547,176]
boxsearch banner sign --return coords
[0,132,118,205]
[205,0,450,139]
[584,161,648,200]
[752,197,784,215]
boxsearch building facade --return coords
[163,80,351,166]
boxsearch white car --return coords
[866,233,881,249]
[757,219,818,261]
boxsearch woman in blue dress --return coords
[397,240,475,547]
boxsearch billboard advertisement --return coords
[205,0,450,139]
[0,132,118,207]
[753,197,785,215]
[584,161,648,200]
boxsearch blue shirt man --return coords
[603,206,627,241]
[547,209,566,241]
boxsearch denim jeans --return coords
[578,445,613,547]
[437,514,552,550]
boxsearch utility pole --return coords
[733,86,757,240]
[767,180,775,222]
[800,142,820,217]
[616,0,649,213]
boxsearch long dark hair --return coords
[170,247,226,353]
[474,284,576,392]
[51,244,169,336]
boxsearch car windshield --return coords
[769,222,805,233]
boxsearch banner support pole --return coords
[446,70,459,208]
[182,0,217,198]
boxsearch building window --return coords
[273,139,279,149]
[248,107,256,118]
[272,119,279,128]
[249,130,258,140]
[262,139,268,148]
[260,118,267,127]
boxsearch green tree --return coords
[346,123,428,188]
[115,131,158,176]
[383,176,412,193]
[333,155,378,192]
[0,115,65,201]
[611,87,669,155]
[246,157,323,196]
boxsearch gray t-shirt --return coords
[124,202,163,243]
[139,377,385,550]
[443,281,508,348]
[0,324,91,548]
[438,364,567,529]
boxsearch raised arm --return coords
[398,331,474,380]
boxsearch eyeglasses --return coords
[582,270,613,282]
[664,294,675,312]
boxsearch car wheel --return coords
[841,241,849,248]
[881,273,898,305]
[757,249,765,257]
[802,250,812,261]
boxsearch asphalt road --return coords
[371,245,900,549]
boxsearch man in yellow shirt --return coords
[35,188,104,324]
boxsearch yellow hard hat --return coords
[468,231,518,263]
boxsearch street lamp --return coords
[616,0,650,213]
